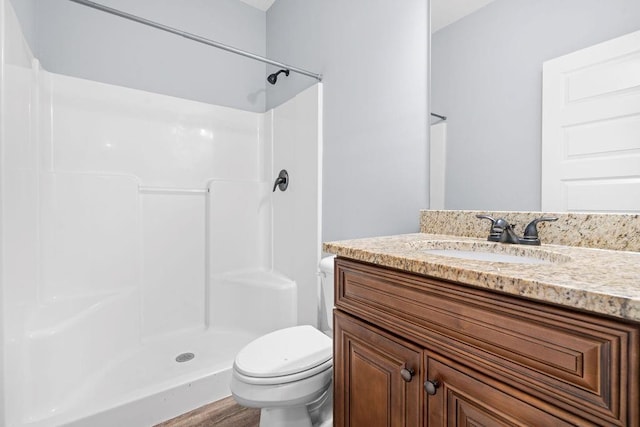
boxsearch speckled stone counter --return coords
[323,233,640,322]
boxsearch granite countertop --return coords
[323,233,640,323]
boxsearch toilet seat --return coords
[234,325,332,384]
[234,357,332,385]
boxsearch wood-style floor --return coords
[155,396,260,427]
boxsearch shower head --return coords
[267,69,290,85]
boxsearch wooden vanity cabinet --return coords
[333,257,640,427]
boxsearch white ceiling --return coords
[431,0,496,32]
[235,0,495,32]
[236,0,276,12]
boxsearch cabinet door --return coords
[334,311,422,427]
[425,352,594,427]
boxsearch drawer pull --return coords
[400,367,415,382]
[424,379,440,395]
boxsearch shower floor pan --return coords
[29,328,260,427]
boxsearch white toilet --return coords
[231,256,335,427]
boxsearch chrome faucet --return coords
[476,215,558,245]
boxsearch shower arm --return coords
[67,0,323,82]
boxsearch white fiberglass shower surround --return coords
[0,1,323,426]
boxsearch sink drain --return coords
[175,352,195,363]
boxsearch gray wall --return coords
[10,0,267,112]
[432,0,640,211]
[267,0,429,241]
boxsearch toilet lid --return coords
[234,325,332,378]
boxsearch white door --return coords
[541,30,640,212]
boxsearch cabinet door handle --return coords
[400,367,415,382]
[424,379,440,395]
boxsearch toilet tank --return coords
[319,256,336,331]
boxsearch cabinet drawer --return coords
[335,258,639,426]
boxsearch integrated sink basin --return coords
[411,240,572,265]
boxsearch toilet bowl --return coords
[231,256,335,427]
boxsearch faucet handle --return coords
[476,214,495,225]
[521,217,558,245]
[476,215,501,242]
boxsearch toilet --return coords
[230,256,335,427]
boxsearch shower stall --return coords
[0,1,323,425]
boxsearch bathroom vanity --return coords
[324,213,640,426]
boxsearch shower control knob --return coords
[272,169,289,192]
[424,379,440,395]
[400,366,415,382]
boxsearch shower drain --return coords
[175,352,195,363]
